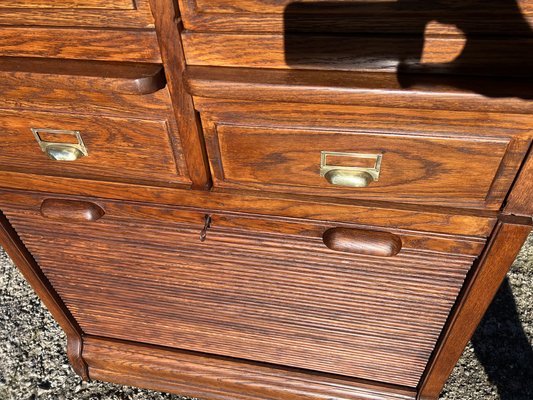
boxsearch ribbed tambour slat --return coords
[3,210,478,388]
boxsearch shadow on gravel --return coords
[471,278,533,399]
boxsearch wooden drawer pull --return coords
[323,227,402,257]
[0,57,166,95]
[40,199,105,222]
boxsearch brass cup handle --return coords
[320,151,382,188]
[44,143,86,161]
[32,128,88,161]
[324,169,375,188]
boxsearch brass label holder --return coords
[32,128,88,161]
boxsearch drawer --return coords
[0,0,154,29]
[180,1,533,74]
[197,99,532,210]
[0,58,191,187]
[1,193,486,388]
[179,0,533,35]
[0,110,189,187]
[0,0,158,62]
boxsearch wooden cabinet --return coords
[0,1,532,400]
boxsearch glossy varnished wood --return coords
[418,216,532,399]
[83,336,417,400]
[0,57,166,95]
[0,109,190,186]
[196,99,532,210]
[0,191,487,256]
[0,0,154,28]
[323,227,402,257]
[185,67,533,114]
[181,33,533,75]
[1,1,532,399]
[0,27,161,62]
[0,179,498,237]
[148,0,211,189]
[40,199,105,222]
[2,195,484,387]
[178,0,533,35]
[505,144,533,216]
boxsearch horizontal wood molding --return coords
[185,66,533,114]
[0,27,161,63]
[0,177,497,236]
[83,335,417,400]
[0,190,487,256]
[0,57,166,95]
[181,33,533,76]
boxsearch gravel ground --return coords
[1,235,532,400]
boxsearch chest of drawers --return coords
[1,1,532,399]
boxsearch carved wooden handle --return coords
[40,199,105,222]
[322,227,402,257]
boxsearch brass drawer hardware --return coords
[32,128,88,161]
[320,151,382,188]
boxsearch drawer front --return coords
[179,1,533,73]
[198,100,531,210]
[0,0,154,29]
[1,194,485,388]
[0,109,190,187]
[180,0,533,34]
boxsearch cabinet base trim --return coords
[82,335,417,400]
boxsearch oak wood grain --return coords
[505,144,533,216]
[0,0,154,28]
[178,0,533,35]
[0,191,487,256]
[0,27,161,62]
[185,66,533,114]
[0,178,498,236]
[0,0,135,9]
[148,0,211,189]
[0,109,190,186]
[417,215,533,399]
[83,335,417,400]
[181,33,533,75]
[196,100,532,210]
[0,57,166,95]
[40,199,105,222]
[3,200,483,387]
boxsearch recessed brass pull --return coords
[320,151,382,188]
[32,128,88,161]
[324,169,375,188]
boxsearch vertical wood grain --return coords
[504,144,533,216]
[417,215,532,400]
[0,211,89,380]
[148,0,211,189]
